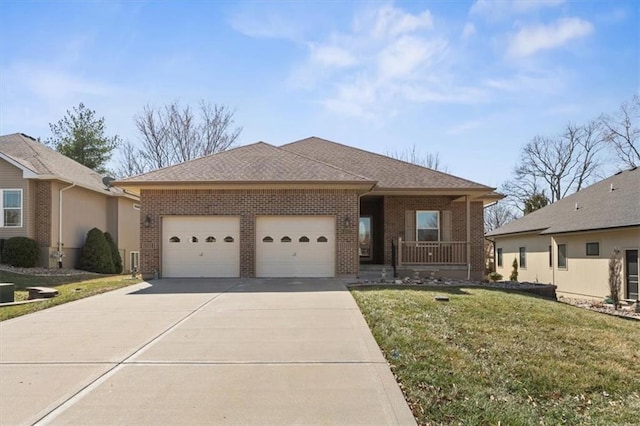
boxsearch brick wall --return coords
[34,181,51,248]
[383,196,485,279]
[140,189,359,278]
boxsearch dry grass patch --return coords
[0,271,141,321]
[351,286,640,425]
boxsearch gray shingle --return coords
[119,142,374,183]
[281,137,493,190]
[0,133,117,195]
[486,167,640,237]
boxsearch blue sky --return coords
[1,0,638,187]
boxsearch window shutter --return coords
[405,210,415,241]
[441,210,452,242]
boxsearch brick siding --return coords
[383,196,485,279]
[34,181,51,247]
[140,189,359,278]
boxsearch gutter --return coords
[57,183,76,268]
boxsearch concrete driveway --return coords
[0,279,415,425]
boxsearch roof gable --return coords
[487,167,640,237]
[0,133,127,197]
[119,142,374,184]
[281,137,492,191]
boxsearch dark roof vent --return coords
[102,176,116,187]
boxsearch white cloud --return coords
[367,5,434,39]
[461,23,476,39]
[377,36,447,80]
[507,17,593,57]
[470,0,564,18]
[309,44,357,68]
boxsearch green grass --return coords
[351,286,640,425]
[0,270,141,321]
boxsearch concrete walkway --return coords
[0,279,415,425]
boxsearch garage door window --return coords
[190,236,198,243]
[317,236,328,243]
[224,236,234,243]
[206,236,216,243]
[169,236,180,243]
[281,236,292,243]
[263,236,273,242]
[299,236,310,242]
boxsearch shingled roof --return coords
[0,133,128,196]
[486,167,640,237]
[119,142,373,184]
[281,137,493,191]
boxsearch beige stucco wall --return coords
[495,233,553,284]
[494,228,640,300]
[48,182,108,268]
[552,228,639,300]
[115,197,140,272]
[0,159,34,240]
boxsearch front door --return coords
[359,216,372,261]
[626,250,638,300]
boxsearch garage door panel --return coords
[162,216,239,278]
[256,216,335,278]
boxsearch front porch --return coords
[358,194,484,280]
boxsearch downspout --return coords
[57,183,76,268]
[466,195,471,280]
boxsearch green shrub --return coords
[488,272,503,282]
[510,258,518,282]
[1,237,39,267]
[103,232,122,274]
[0,238,5,262]
[78,228,114,274]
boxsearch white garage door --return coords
[162,216,240,278]
[256,216,335,277]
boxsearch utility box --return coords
[0,283,15,303]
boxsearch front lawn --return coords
[351,286,640,425]
[0,270,141,321]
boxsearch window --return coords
[262,236,273,243]
[497,248,503,267]
[416,211,439,241]
[130,251,140,272]
[1,189,22,227]
[169,236,180,243]
[205,236,216,243]
[557,244,567,269]
[133,204,141,210]
[519,247,526,269]
[281,236,291,243]
[548,246,553,267]
[190,236,198,243]
[586,242,599,256]
[299,236,310,242]
[224,236,234,243]
[317,236,328,243]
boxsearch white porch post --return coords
[466,195,471,280]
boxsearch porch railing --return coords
[397,238,467,265]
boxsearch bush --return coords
[488,272,503,282]
[78,228,114,274]
[103,232,122,274]
[0,238,5,263]
[1,237,39,267]
[510,258,518,282]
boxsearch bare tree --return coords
[484,202,517,233]
[601,93,640,168]
[386,144,448,172]
[501,122,604,211]
[116,100,242,177]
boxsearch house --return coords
[114,137,499,280]
[0,133,140,271]
[486,167,640,301]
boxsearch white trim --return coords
[0,188,23,228]
[0,153,38,178]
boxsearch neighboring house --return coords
[115,137,499,280]
[487,167,640,301]
[0,133,140,271]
